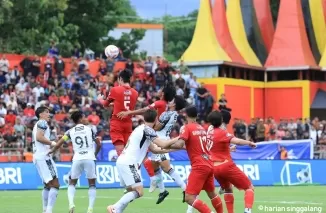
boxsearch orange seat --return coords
[9,155,21,162]
[0,155,9,162]
[24,152,33,162]
[60,154,72,162]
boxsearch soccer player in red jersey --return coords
[159,106,223,213]
[98,69,138,156]
[117,83,176,192]
[207,110,256,213]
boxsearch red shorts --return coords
[110,120,132,145]
[186,165,215,195]
[213,161,252,190]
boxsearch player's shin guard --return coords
[88,186,96,209]
[42,188,50,212]
[114,191,140,210]
[192,199,212,213]
[144,158,155,177]
[244,189,254,209]
[211,195,223,213]
[46,187,59,213]
[167,168,186,190]
[224,193,234,213]
[67,185,76,207]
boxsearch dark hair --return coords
[70,111,84,123]
[174,95,187,111]
[118,69,132,83]
[162,82,176,102]
[220,109,231,124]
[35,106,49,119]
[207,110,223,128]
[143,109,157,123]
[185,105,197,118]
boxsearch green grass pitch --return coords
[1,186,325,213]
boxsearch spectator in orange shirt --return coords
[87,111,100,126]
[23,103,35,118]
[279,145,288,160]
[5,110,16,125]
[48,91,59,104]
[59,92,71,111]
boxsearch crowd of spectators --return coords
[0,48,325,161]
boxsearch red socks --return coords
[244,189,254,209]
[224,193,234,213]
[143,158,155,177]
[192,199,212,213]
[211,196,223,213]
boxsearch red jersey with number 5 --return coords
[179,123,213,168]
[108,85,138,122]
[207,125,234,162]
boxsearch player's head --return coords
[158,82,176,102]
[70,111,87,124]
[221,109,231,124]
[185,105,197,120]
[35,106,50,122]
[118,69,132,84]
[207,110,223,128]
[168,95,187,111]
[143,109,157,124]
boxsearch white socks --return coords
[114,191,140,210]
[42,188,50,212]
[245,208,252,213]
[67,185,76,207]
[46,188,58,213]
[88,186,96,209]
[155,169,166,193]
[167,168,186,190]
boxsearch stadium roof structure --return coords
[226,0,262,67]
[252,0,274,54]
[265,0,318,69]
[180,0,230,63]
[211,0,246,64]
[308,0,326,56]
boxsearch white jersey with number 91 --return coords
[63,124,96,161]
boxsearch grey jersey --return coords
[156,111,178,139]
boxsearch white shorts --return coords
[34,158,58,184]
[152,153,170,162]
[70,160,96,179]
[116,162,142,187]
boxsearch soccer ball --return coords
[105,45,119,58]
[296,168,310,183]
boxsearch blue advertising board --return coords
[0,160,325,190]
[97,140,314,161]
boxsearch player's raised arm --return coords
[36,120,56,146]
[230,137,256,148]
[116,106,149,119]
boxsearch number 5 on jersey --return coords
[124,100,130,110]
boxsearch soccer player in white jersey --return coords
[107,109,178,213]
[49,111,102,213]
[32,106,59,213]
